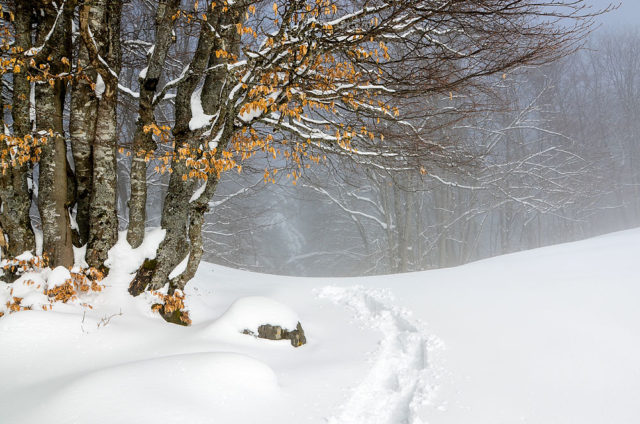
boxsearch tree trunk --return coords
[86,85,119,268]
[83,0,122,268]
[129,8,221,295]
[146,149,194,290]
[126,0,180,248]
[36,110,74,268]
[129,148,193,295]
[0,0,35,258]
[169,175,221,294]
[35,0,74,268]
[69,43,97,246]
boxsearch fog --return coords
[108,1,640,277]
[197,22,640,276]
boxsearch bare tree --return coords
[0,0,605,322]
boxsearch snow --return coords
[29,82,36,125]
[34,352,279,424]
[318,286,439,424]
[118,83,140,99]
[189,182,207,203]
[104,228,166,274]
[15,251,34,262]
[189,86,214,131]
[16,290,49,309]
[73,243,88,269]
[94,74,105,99]
[211,296,300,334]
[238,103,266,123]
[46,266,71,289]
[168,252,189,279]
[1,228,640,423]
[33,227,43,256]
[9,273,47,298]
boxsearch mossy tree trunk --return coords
[129,3,246,295]
[0,0,35,258]
[81,0,122,269]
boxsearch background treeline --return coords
[194,30,640,276]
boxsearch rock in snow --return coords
[247,322,307,347]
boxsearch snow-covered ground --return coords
[1,228,639,423]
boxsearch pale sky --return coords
[588,0,640,27]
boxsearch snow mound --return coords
[9,272,46,297]
[105,228,166,277]
[212,296,300,333]
[46,266,71,289]
[14,251,34,262]
[15,352,279,424]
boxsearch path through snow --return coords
[317,286,443,424]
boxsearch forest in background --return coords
[195,29,640,276]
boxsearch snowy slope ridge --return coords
[1,228,640,424]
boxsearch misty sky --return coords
[589,0,640,26]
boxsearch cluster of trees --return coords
[201,29,638,277]
[0,0,600,309]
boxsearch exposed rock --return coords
[245,321,307,347]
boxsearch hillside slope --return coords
[1,228,639,423]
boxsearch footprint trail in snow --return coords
[317,286,443,424]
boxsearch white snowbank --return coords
[1,228,639,424]
[10,273,47,297]
[16,291,49,309]
[104,228,166,277]
[15,252,34,262]
[29,353,278,424]
[211,296,300,334]
[46,266,71,289]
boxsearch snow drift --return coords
[1,228,639,423]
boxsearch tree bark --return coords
[69,43,97,246]
[169,176,219,293]
[129,4,246,296]
[126,0,180,248]
[0,0,35,258]
[35,0,74,268]
[78,0,122,268]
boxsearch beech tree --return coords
[0,0,601,321]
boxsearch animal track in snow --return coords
[317,286,443,424]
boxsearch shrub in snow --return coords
[1,254,47,283]
[0,256,105,317]
[46,268,104,304]
[150,290,192,326]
